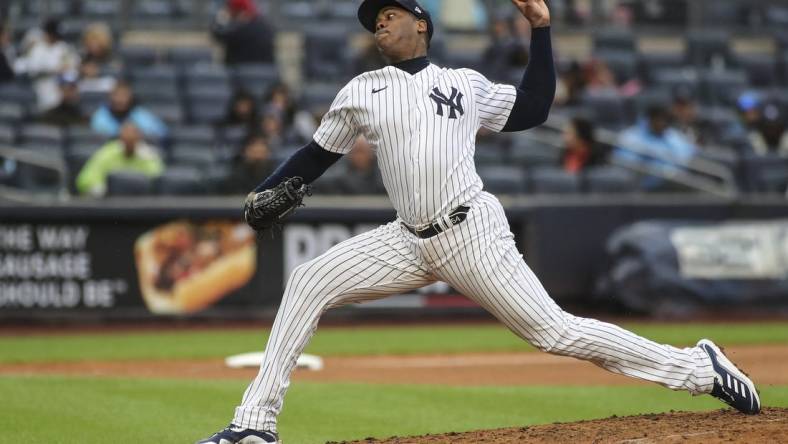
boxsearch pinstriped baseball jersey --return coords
[313,64,516,227]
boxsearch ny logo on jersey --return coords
[429,87,464,119]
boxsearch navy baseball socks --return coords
[196,425,280,444]
[698,339,761,414]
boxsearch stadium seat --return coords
[232,64,280,97]
[0,82,36,107]
[18,142,64,158]
[478,165,528,194]
[133,0,177,18]
[509,135,562,168]
[700,70,749,106]
[106,171,156,196]
[593,50,638,84]
[156,166,208,195]
[302,27,350,81]
[739,154,788,194]
[19,124,65,146]
[131,65,179,87]
[637,52,686,85]
[170,126,216,147]
[67,127,109,151]
[580,91,631,130]
[168,47,215,67]
[652,68,701,100]
[530,167,580,194]
[187,100,227,125]
[79,91,109,116]
[474,141,507,166]
[219,125,247,147]
[734,54,779,87]
[685,31,731,67]
[135,83,181,105]
[582,166,638,193]
[81,0,121,19]
[15,163,65,192]
[0,103,26,123]
[184,64,231,92]
[299,84,341,112]
[146,103,184,125]
[593,28,636,53]
[169,145,216,168]
[120,46,160,67]
[0,124,16,145]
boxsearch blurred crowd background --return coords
[1,0,788,199]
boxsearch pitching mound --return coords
[334,408,788,443]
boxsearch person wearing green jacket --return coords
[76,122,164,196]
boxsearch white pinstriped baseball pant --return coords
[233,191,716,432]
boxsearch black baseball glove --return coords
[244,177,310,232]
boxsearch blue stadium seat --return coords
[19,124,65,146]
[120,46,160,67]
[734,54,779,87]
[170,126,216,147]
[156,166,207,195]
[67,126,109,150]
[81,0,121,19]
[219,125,247,147]
[530,167,580,194]
[169,145,216,168]
[593,28,636,53]
[474,141,507,166]
[701,70,749,106]
[303,27,350,81]
[582,166,638,193]
[169,47,215,67]
[135,83,181,105]
[133,0,177,18]
[685,30,731,67]
[0,124,16,145]
[131,65,178,87]
[187,99,227,125]
[637,52,686,85]
[300,84,341,112]
[107,171,156,196]
[0,81,37,107]
[184,64,231,91]
[146,103,184,126]
[478,165,528,194]
[739,154,788,194]
[79,91,108,116]
[509,135,561,167]
[232,64,280,97]
[593,50,638,84]
[653,68,701,100]
[0,103,25,124]
[580,90,631,130]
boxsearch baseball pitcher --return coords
[198,1,760,442]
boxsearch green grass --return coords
[1,375,786,444]
[1,322,787,364]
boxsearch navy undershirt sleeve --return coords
[254,140,343,192]
[501,26,556,132]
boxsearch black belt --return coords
[402,206,470,239]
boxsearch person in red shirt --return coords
[561,116,607,173]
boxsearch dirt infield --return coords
[1,345,787,388]
[333,408,788,444]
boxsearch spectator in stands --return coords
[13,18,79,112]
[91,80,168,140]
[750,104,788,156]
[262,82,313,143]
[258,106,298,151]
[0,23,14,83]
[76,122,164,197]
[670,87,713,147]
[555,60,585,106]
[223,133,275,193]
[480,12,529,81]
[221,89,259,128]
[38,72,88,126]
[352,35,387,75]
[615,105,697,191]
[331,135,386,195]
[211,0,275,65]
[78,22,117,94]
[561,117,607,173]
[583,58,617,92]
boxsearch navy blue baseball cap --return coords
[358,0,434,41]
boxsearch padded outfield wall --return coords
[1,194,788,320]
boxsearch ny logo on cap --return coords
[430,87,465,119]
[415,6,422,13]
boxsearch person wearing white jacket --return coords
[13,19,79,112]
